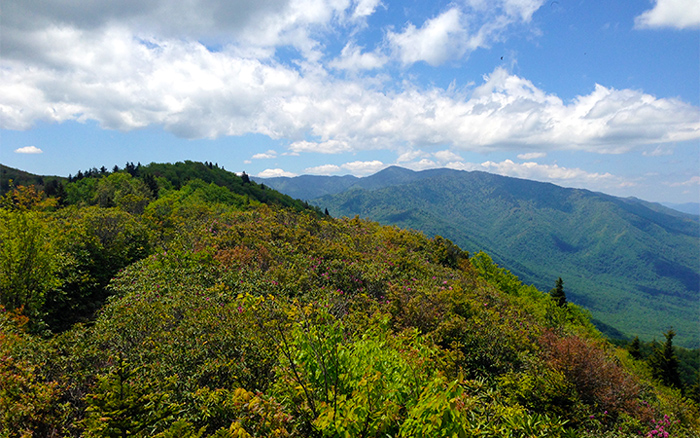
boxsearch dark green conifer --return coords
[549,277,567,307]
[142,173,159,198]
[649,329,682,389]
[628,336,642,360]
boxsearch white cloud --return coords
[403,158,438,171]
[396,150,427,163]
[289,140,353,154]
[635,0,700,30]
[668,176,700,187]
[252,149,278,159]
[341,160,385,175]
[388,8,468,66]
[479,159,616,183]
[503,0,547,22]
[642,145,673,157]
[1,0,356,60]
[427,158,632,191]
[2,30,698,156]
[517,152,546,159]
[352,0,383,20]
[304,164,342,174]
[386,1,546,66]
[257,168,298,177]
[329,43,388,71]
[14,145,43,154]
[433,150,463,163]
[1,0,697,163]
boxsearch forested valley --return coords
[1,161,699,437]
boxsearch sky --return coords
[1,0,699,204]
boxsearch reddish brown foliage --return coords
[539,330,651,421]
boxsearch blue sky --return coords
[1,0,699,203]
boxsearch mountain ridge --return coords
[258,166,700,347]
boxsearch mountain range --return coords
[257,166,700,348]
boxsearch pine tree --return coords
[142,173,159,198]
[628,336,642,360]
[83,355,171,437]
[549,277,567,307]
[649,329,682,389]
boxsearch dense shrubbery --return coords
[1,162,698,437]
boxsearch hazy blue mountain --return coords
[259,167,700,348]
[660,202,700,216]
[252,166,449,200]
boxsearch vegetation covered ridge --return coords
[281,166,700,348]
[1,161,698,437]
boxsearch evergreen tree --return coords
[142,173,159,198]
[55,182,68,207]
[83,355,171,437]
[44,179,59,197]
[628,336,642,360]
[241,171,251,184]
[325,208,330,216]
[549,277,567,307]
[649,329,682,389]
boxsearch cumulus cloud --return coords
[388,8,468,66]
[668,176,700,187]
[404,158,439,171]
[2,31,698,156]
[289,140,353,154]
[252,150,278,159]
[1,0,698,159]
[329,43,388,71]
[635,0,700,30]
[304,164,342,174]
[341,160,386,175]
[396,150,427,163]
[431,159,631,190]
[517,152,546,159]
[282,160,384,175]
[14,145,43,154]
[1,0,357,60]
[479,160,616,183]
[352,0,383,20]
[257,168,298,177]
[433,150,463,163]
[387,0,546,66]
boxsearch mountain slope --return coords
[261,167,700,347]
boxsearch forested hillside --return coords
[1,162,699,437]
[261,167,700,348]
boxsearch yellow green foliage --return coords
[0,183,697,438]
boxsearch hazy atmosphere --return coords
[2,0,699,203]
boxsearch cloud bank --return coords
[1,0,698,161]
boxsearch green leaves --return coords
[1,176,699,437]
[0,210,59,322]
